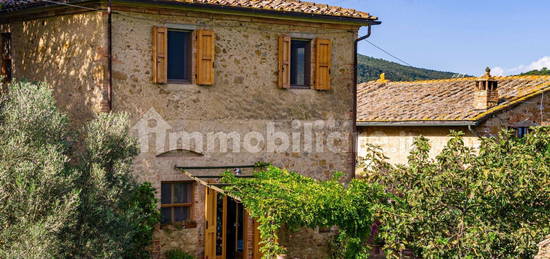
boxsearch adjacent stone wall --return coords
[111,7,359,258]
[358,93,549,166]
[1,11,107,123]
[357,126,480,165]
[475,94,550,135]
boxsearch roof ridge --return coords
[363,74,550,85]
[1,0,378,20]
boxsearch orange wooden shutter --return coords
[204,189,217,259]
[278,35,291,89]
[314,38,332,90]
[196,29,215,85]
[152,26,167,84]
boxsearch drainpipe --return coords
[351,25,372,178]
[107,0,113,111]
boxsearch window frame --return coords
[289,38,312,89]
[166,28,193,84]
[160,181,194,225]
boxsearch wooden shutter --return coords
[196,29,215,85]
[204,189,217,259]
[152,26,167,84]
[314,38,332,90]
[278,35,291,89]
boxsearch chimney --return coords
[474,67,499,110]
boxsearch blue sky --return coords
[315,0,550,76]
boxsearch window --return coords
[1,33,11,83]
[290,39,311,88]
[512,127,529,138]
[161,182,193,224]
[167,30,192,83]
[278,36,331,90]
[153,27,214,85]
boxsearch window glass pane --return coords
[290,40,310,86]
[174,183,189,203]
[161,207,171,224]
[174,206,189,222]
[161,183,171,204]
[168,30,191,81]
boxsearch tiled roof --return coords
[1,0,378,20]
[357,75,550,123]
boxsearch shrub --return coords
[0,81,159,258]
[360,129,550,258]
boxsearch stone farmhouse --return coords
[357,69,550,165]
[1,0,381,258]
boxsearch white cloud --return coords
[526,56,550,71]
[492,56,550,76]
[491,66,505,76]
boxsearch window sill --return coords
[160,220,197,230]
[167,79,193,85]
[290,85,311,89]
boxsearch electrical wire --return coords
[364,39,413,67]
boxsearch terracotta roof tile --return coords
[1,0,377,20]
[357,76,550,122]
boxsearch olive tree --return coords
[0,81,158,258]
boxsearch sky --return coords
[314,0,550,76]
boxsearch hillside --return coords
[357,55,465,83]
[520,67,550,76]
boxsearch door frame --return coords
[205,188,261,259]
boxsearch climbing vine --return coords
[221,127,549,258]
[221,166,390,258]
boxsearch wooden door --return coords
[205,188,217,259]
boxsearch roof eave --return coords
[114,0,381,26]
[356,121,478,127]
[1,0,381,26]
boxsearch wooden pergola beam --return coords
[178,168,241,201]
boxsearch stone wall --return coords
[535,236,550,259]
[1,11,107,123]
[475,94,550,135]
[357,126,480,165]
[111,7,359,258]
[358,93,549,166]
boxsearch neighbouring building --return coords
[357,68,550,165]
[1,0,380,258]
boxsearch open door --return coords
[205,188,217,259]
[205,188,261,259]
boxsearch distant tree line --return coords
[357,55,466,83]
[520,67,550,75]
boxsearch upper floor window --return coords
[1,33,12,83]
[278,36,331,90]
[152,26,214,85]
[167,30,192,83]
[161,181,193,225]
[290,39,311,88]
